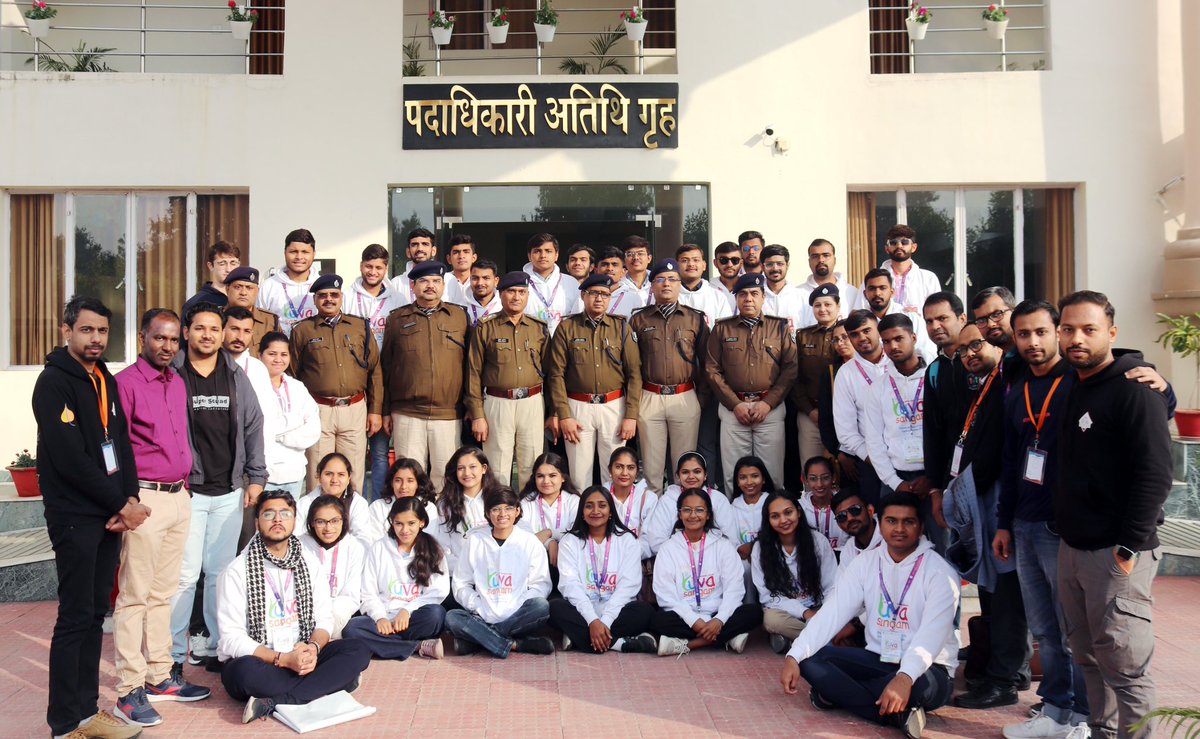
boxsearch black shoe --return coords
[901,705,927,738]
[809,688,836,711]
[619,633,658,654]
[954,683,1019,710]
[514,636,555,655]
[242,696,276,723]
[204,655,222,673]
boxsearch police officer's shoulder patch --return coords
[714,315,738,326]
[480,312,502,324]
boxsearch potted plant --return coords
[489,7,510,44]
[227,1,258,41]
[24,1,56,41]
[429,9,455,46]
[7,449,40,498]
[534,0,558,43]
[906,3,931,41]
[1157,311,1200,438]
[982,3,1009,40]
[620,6,647,43]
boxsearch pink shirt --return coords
[115,357,193,484]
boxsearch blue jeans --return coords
[367,430,390,503]
[169,489,243,663]
[270,480,304,498]
[800,645,954,725]
[445,598,550,658]
[1015,518,1089,723]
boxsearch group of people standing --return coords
[33,223,1173,739]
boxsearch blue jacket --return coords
[942,462,1014,592]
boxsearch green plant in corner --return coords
[9,449,36,469]
[1156,311,1200,409]
[403,27,426,77]
[26,41,116,72]
[559,27,628,75]
[1130,706,1200,739]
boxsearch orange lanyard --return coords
[1023,374,1064,449]
[89,369,110,440]
[958,365,999,443]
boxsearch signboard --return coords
[403,82,678,150]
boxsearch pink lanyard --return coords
[879,554,924,614]
[318,544,339,592]
[470,299,499,325]
[888,376,924,423]
[612,485,638,528]
[588,536,612,593]
[274,381,291,413]
[529,275,560,310]
[685,532,706,608]
[282,283,311,321]
[894,268,909,306]
[610,291,627,314]
[356,292,388,326]
[539,495,562,531]
[814,506,832,539]
[265,569,293,612]
[854,358,874,386]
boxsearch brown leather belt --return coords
[138,480,186,493]
[568,389,625,404]
[312,391,365,407]
[736,391,765,402]
[643,381,695,396]
[485,384,542,400]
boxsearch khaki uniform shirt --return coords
[628,303,709,400]
[793,323,838,413]
[704,314,798,411]
[465,312,549,419]
[546,312,642,421]
[381,302,470,421]
[289,313,383,414]
[250,306,279,358]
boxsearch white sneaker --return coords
[1002,713,1072,739]
[418,639,444,660]
[657,635,690,657]
[725,633,749,654]
[1064,726,1091,739]
[561,634,572,652]
[188,634,211,665]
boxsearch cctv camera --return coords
[764,126,776,137]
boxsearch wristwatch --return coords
[1115,545,1139,562]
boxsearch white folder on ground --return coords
[272,691,376,734]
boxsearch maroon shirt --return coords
[115,357,193,484]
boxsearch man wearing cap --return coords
[629,259,708,494]
[792,283,843,462]
[466,271,550,487]
[705,272,798,492]
[546,274,642,489]
[381,261,470,489]
[289,274,383,494]
[223,267,279,358]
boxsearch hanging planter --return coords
[534,23,556,43]
[621,6,647,42]
[534,0,558,43]
[226,2,257,41]
[488,7,510,44]
[982,4,1009,40]
[230,20,253,40]
[24,1,56,41]
[27,18,50,40]
[429,10,455,46]
[905,3,930,41]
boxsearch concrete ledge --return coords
[0,527,55,602]
[1158,518,1200,576]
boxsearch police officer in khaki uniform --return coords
[223,266,279,358]
[705,272,798,493]
[545,274,641,490]
[629,258,708,494]
[381,260,470,489]
[793,283,842,462]
[466,271,549,488]
[289,274,383,494]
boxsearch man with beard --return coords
[390,227,447,305]
[258,229,319,336]
[970,286,1017,354]
[921,291,970,498]
[710,241,743,312]
[738,229,766,273]
[797,239,862,323]
[833,489,882,577]
[222,307,271,390]
[566,244,595,285]
[862,269,937,362]
[868,225,941,319]
[832,310,890,505]
[461,259,503,326]
[224,267,278,359]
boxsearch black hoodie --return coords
[1054,351,1173,552]
[32,347,139,525]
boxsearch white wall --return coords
[0,0,1188,457]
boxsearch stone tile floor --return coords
[2,577,1198,738]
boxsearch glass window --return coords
[897,190,954,289]
[964,190,1014,295]
[136,195,188,322]
[74,195,129,363]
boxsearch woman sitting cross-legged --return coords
[343,497,448,661]
[549,485,657,655]
[445,487,554,658]
[651,487,763,656]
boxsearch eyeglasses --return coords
[583,290,612,299]
[489,505,517,514]
[653,276,681,285]
[974,308,1012,328]
[741,244,762,253]
[886,238,915,247]
[717,256,742,266]
[680,507,708,516]
[624,250,649,259]
[831,335,852,345]
[212,259,240,269]
[805,474,833,484]
[834,505,864,523]
[961,339,987,354]
[259,509,295,521]
[313,517,343,528]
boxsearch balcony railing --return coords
[0,0,282,74]
[868,1,1047,74]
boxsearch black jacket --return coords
[922,352,969,488]
[1054,351,1173,552]
[33,347,138,524]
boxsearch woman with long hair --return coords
[644,452,737,554]
[295,453,371,547]
[368,457,440,546]
[549,486,657,655]
[343,497,448,660]
[434,447,502,572]
[518,452,580,569]
[298,494,365,638]
[751,491,838,654]
[605,447,656,560]
[800,456,845,551]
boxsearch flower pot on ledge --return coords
[488,24,509,44]
[230,20,253,41]
[906,19,928,41]
[431,25,454,46]
[1177,409,1200,439]
[7,467,41,498]
[27,18,50,40]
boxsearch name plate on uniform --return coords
[403,82,679,150]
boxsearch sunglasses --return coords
[834,504,864,523]
[886,238,915,247]
[717,256,742,266]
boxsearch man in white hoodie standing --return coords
[523,232,579,335]
[257,228,319,336]
[782,491,959,739]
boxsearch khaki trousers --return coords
[565,397,624,490]
[636,389,701,494]
[796,411,828,466]
[482,394,544,489]
[307,400,368,494]
[113,489,191,695]
[718,402,785,494]
[391,413,461,490]
[763,607,810,641]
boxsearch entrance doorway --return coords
[388,184,711,275]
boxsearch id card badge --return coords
[1023,447,1047,485]
[880,631,903,663]
[101,440,119,475]
[950,442,964,478]
[269,625,299,654]
[902,432,923,465]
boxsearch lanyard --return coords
[282,283,311,321]
[469,297,500,325]
[854,357,875,386]
[1024,375,1064,449]
[539,495,563,532]
[894,268,909,306]
[878,553,924,615]
[959,365,1000,443]
[274,380,291,413]
[613,486,638,529]
[810,502,832,540]
[356,291,388,326]
[588,535,612,594]
[610,290,627,315]
[529,274,560,310]
[89,369,110,439]
[888,376,924,423]
[685,532,706,608]
[319,544,339,592]
[265,569,293,613]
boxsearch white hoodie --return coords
[799,491,846,551]
[603,280,647,319]
[443,271,473,307]
[359,535,450,621]
[459,289,503,327]
[786,539,960,681]
[254,373,321,486]
[300,532,365,618]
[837,521,885,579]
[523,263,579,334]
[611,480,657,559]
[833,353,893,461]
[729,495,766,547]
[762,282,806,333]
[652,529,744,624]
[431,490,488,573]
[257,268,318,336]
[345,277,404,348]
[366,497,440,548]
[295,488,373,549]
[557,530,642,626]
[750,533,838,619]
[644,484,737,554]
[519,492,580,542]
[679,279,734,328]
[452,525,552,624]
[865,361,927,490]
[709,277,737,313]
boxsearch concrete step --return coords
[0,527,56,602]
[1159,517,1200,576]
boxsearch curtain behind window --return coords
[249,0,284,75]
[10,194,64,365]
[196,194,251,293]
[1043,188,1075,302]
[869,0,910,74]
[137,196,188,318]
[846,192,875,286]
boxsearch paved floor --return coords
[3,577,1198,738]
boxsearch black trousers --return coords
[651,604,763,646]
[979,569,1032,688]
[548,598,655,654]
[47,519,121,735]
[800,645,954,725]
[853,457,883,507]
[221,639,371,704]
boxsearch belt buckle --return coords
[512,387,528,400]
[591,393,604,404]
[334,397,350,407]
[660,384,676,396]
